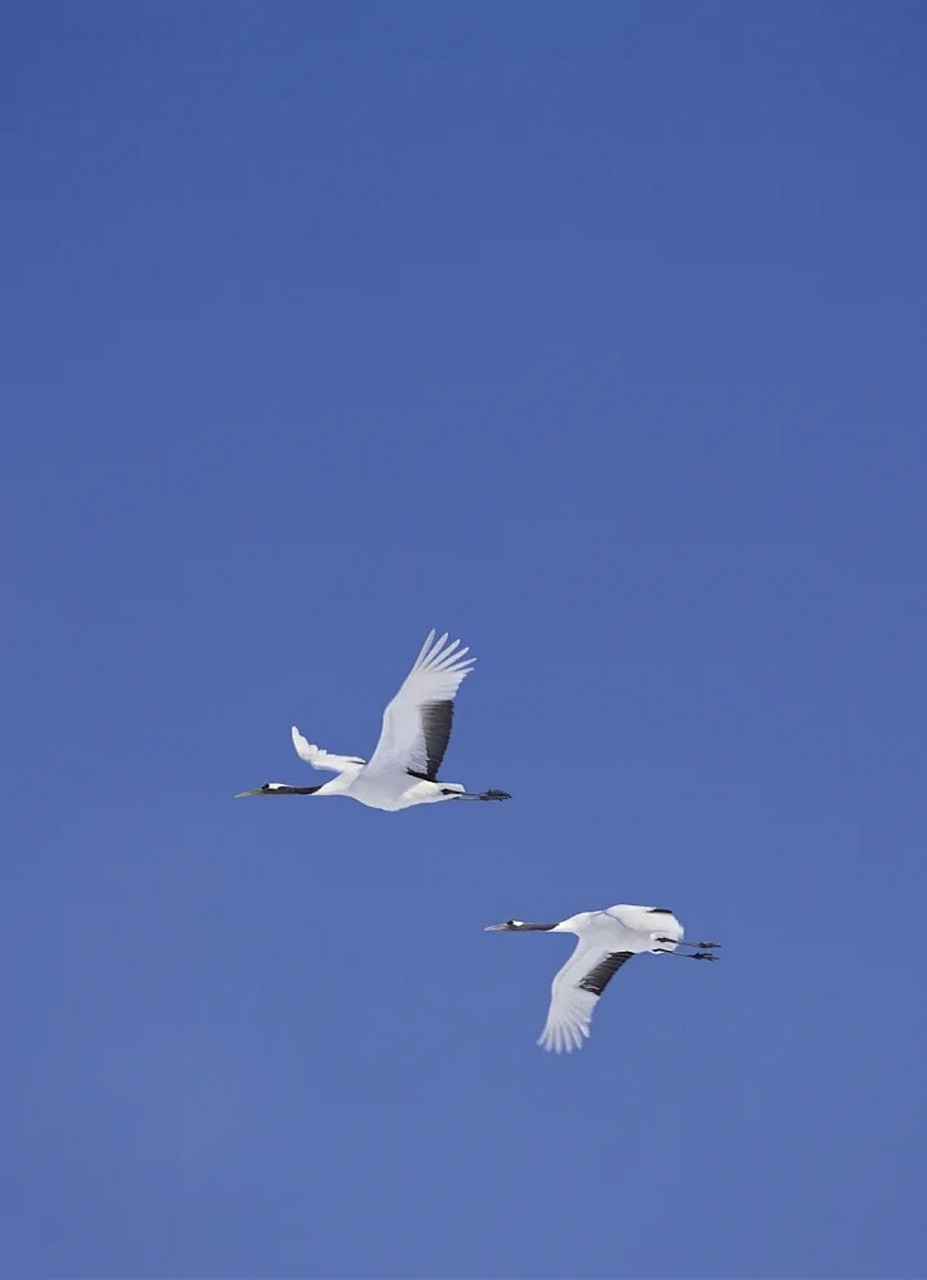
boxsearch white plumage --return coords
[486,904,718,1053]
[236,630,511,812]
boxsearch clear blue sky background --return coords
[4,3,926,1277]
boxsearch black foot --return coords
[480,789,512,801]
[691,951,718,961]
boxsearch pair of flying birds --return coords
[237,629,718,1052]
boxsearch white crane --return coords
[235,630,511,812]
[485,904,718,1053]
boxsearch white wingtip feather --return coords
[291,725,315,761]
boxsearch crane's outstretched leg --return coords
[657,936,721,949]
[655,948,718,960]
[447,788,512,801]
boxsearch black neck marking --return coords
[262,785,321,795]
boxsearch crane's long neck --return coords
[262,784,321,795]
[512,922,559,931]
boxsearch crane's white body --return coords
[291,737,467,811]
[487,904,706,1053]
[236,631,510,812]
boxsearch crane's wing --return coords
[364,630,476,779]
[538,940,636,1053]
[291,726,365,775]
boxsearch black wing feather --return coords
[419,699,454,780]
[577,951,634,997]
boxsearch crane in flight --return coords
[486,904,718,1052]
[235,630,511,812]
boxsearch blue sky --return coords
[4,3,926,1277]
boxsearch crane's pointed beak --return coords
[484,922,509,931]
[234,787,265,798]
